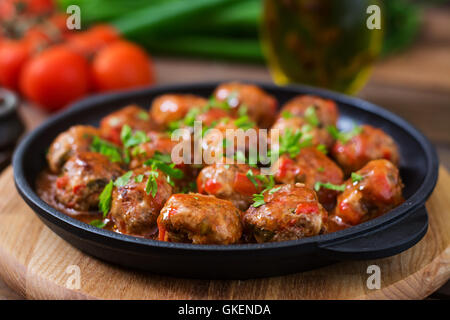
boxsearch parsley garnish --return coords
[144,152,184,180]
[327,123,363,144]
[314,181,346,192]
[90,136,122,162]
[135,174,145,183]
[114,171,133,187]
[250,176,276,208]
[252,193,266,208]
[89,219,107,228]
[120,125,149,148]
[316,144,327,154]
[277,128,306,158]
[137,111,149,120]
[281,110,293,119]
[145,171,159,197]
[351,172,364,183]
[234,115,255,130]
[99,180,114,216]
[305,106,320,126]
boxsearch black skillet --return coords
[13,82,439,279]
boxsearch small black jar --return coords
[0,88,25,170]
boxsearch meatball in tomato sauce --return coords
[243,183,328,243]
[150,94,208,129]
[197,162,265,211]
[158,194,242,244]
[109,168,172,237]
[329,159,404,231]
[47,125,99,173]
[55,152,124,211]
[331,124,400,175]
[272,147,344,210]
[271,114,334,150]
[281,95,338,127]
[100,105,155,145]
[213,82,277,128]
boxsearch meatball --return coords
[213,82,277,128]
[47,125,100,173]
[243,183,328,243]
[331,125,400,175]
[150,94,208,129]
[129,131,178,169]
[197,162,266,210]
[272,147,344,210]
[55,152,124,211]
[271,114,334,150]
[109,168,172,237]
[281,95,338,127]
[158,193,242,244]
[329,159,404,231]
[201,116,259,164]
[100,105,155,145]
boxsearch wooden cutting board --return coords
[0,166,449,300]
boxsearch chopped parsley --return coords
[98,180,114,216]
[89,219,107,228]
[351,172,364,183]
[234,115,255,130]
[281,110,293,119]
[120,125,149,148]
[90,136,122,162]
[145,171,159,197]
[317,166,325,173]
[135,174,145,183]
[305,106,320,126]
[250,176,276,208]
[327,123,363,144]
[314,181,346,192]
[252,193,266,208]
[277,128,311,158]
[144,152,184,180]
[137,111,149,120]
[114,171,133,187]
[316,144,327,154]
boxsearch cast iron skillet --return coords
[13,82,439,279]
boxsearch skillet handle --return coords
[317,206,428,260]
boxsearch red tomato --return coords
[67,24,120,58]
[0,40,30,90]
[91,41,154,92]
[20,46,90,111]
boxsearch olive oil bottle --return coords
[261,0,383,94]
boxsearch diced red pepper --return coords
[56,176,69,189]
[233,173,257,196]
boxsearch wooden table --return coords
[1,7,449,299]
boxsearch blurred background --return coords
[0,0,449,299]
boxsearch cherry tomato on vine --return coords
[0,40,30,90]
[91,41,154,92]
[20,46,90,111]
